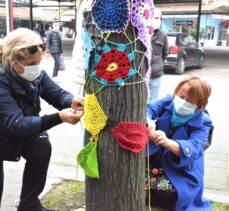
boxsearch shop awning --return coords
[211,14,229,20]
[157,4,229,15]
[0,7,57,21]
[57,8,75,22]
[211,6,229,14]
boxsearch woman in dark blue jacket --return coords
[0,28,84,211]
[145,76,212,211]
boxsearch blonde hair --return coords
[0,28,43,67]
[174,75,211,109]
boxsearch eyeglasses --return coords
[22,43,46,55]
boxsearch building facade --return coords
[157,2,229,46]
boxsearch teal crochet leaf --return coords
[128,52,135,61]
[101,44,110,53]
[117,44,126,52]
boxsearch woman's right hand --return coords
[59,108,84,124]
[147,126,157,141]
[147,118,157,140]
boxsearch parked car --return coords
[164,32,205,74]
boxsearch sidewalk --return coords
[1,53,229,210]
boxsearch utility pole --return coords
[5,0,14,34]
[29,0,33,30]
[196,0,202,42]
[58,0,61,25]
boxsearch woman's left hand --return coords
[59,108,83,124]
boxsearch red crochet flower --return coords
[96,48,132,84]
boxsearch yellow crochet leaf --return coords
[84,93,107,142]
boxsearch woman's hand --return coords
[150,130,180,157]
[147,118,157,140]
[147,126,157,141]
[59,108,83,124]
[71,97,84,112]
[152,130,171,147]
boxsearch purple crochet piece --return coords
[92,0,130,33]
[131,0,154,60]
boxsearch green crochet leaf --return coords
[77,142,99,179]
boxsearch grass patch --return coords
[41,180,85,211]
[212,202,229,211]
[42,180,229,211]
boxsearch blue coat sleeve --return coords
[146,94,173,119]
[168,113,212,168]
[0,80,41,138]
[146,95,174,156]
[40,71,74,110]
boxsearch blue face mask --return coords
[171,108,194,128]
[173,96,197,116]
[171,96,197,128]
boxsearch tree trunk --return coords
[83,6,148,211]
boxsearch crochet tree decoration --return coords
[111,122,148,153]
[77,0,153,186]
[77,141,99,178]
[131,0,154,44]
[81,28,94,70]
[92,0,130,33]
[84,93,108,142]
[131,0,154,60]
[91,44,137,86]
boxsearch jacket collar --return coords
[151,29,161,40]
[2,66,44,90]
[164,100,204,129]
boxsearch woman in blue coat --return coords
[145,76,212,211]
[0,28,84,211]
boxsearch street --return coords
[185,46,229,79]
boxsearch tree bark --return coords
[84,8,148,211]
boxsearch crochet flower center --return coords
[106,62,118,72]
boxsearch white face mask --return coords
[173,96,197,116]
[152,19,161,30]
[152,8,162,30]
[52,23,59,31]
[17,61,41,81]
